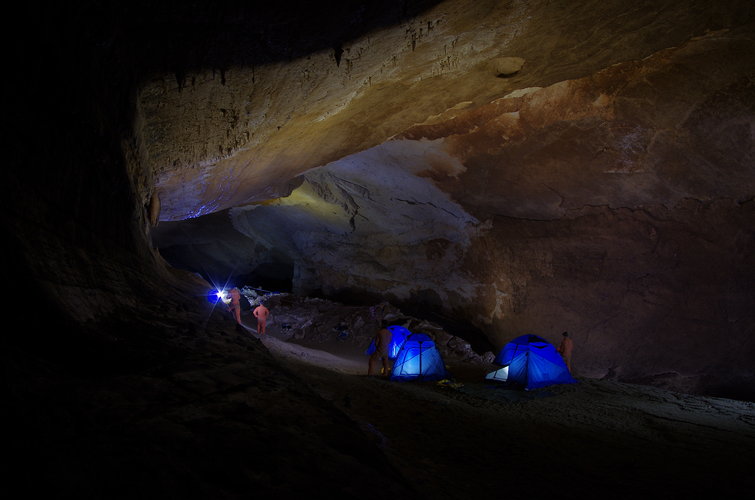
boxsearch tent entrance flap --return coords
[485,365,510,382]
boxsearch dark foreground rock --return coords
[5,302,415,499]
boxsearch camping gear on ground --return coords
[486,334,577,390]
[364,325,411,358]
[390,332,449,382]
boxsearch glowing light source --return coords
[207,288,231,304]
[215,289,231,304]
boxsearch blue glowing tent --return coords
[485,334,577,390]
[364,325,411,359]
[390,333,448,382]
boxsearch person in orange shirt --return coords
[253,301,270,335]
[228,287,242,325]
[557,331,574,373]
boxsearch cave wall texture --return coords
[143,0,755,399]
[6,0,754,409]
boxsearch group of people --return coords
[225,287,270,335]
[226,289,575,376]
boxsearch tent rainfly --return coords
[390,333,449,382]
[486,334,577,390]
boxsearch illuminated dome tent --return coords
[486,334,577,390]
[390,333,449,382]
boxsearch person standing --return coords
[253,301,270,335]
[228,287,242,325]
[558,331,574,373]
[368,321,393,377]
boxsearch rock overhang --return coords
[141,0,755,399]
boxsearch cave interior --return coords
[6,0,755,498]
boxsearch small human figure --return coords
[253,301,270,335]
[228,287,242,324]
[557,331,574,373]
[368,321,393,377]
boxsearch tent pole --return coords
[419,340,423,381]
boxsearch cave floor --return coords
[8,307,755,500]
[263,329,755,499]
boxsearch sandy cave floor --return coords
[235,320,755,499]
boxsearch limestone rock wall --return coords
[137,0,754,220]
[151,10,755,398]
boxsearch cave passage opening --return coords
[230,260,296,296]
